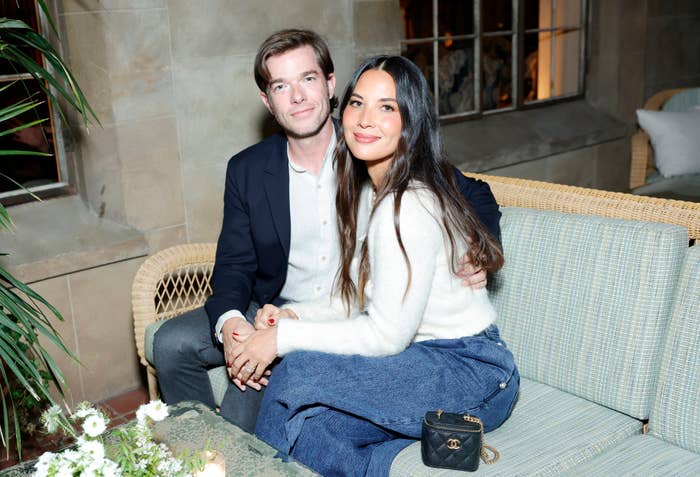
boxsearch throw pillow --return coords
[636,109,700,178]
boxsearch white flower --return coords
[82,414,107,437]
[141,400,169,422]
[78,438,105,461]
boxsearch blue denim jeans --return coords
[255,324,519,476]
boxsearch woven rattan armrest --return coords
[131,243,216,398]
[630,88,689,189]
[465,172,700,241]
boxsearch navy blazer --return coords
[204,132,502,335]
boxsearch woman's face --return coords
[342,69,402,185]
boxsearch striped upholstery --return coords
[649,245,700,452]
[390,378,642,476]
[491,208,687,419]
[565,435,700,476]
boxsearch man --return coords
[153,29,501,434]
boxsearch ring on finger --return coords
[244,363,256,373]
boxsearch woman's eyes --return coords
[380,104,396,112]
[349,99,363,107]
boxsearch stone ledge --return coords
[1,195,148,284]
[443,100,628,172]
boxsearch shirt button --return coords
[317,184,322,189]
[321,256,326,261]
[322,220,328,225]
[499,382,507,390]
[316,286,321,291]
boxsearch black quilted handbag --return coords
[421,410,499,472]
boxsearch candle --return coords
[195,450,226,477]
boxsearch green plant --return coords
[1,1,97,460]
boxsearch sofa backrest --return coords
[648,245,700,452]
[491,207,688,419]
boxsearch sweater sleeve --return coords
[276,191,442,357]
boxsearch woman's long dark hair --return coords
[335,55,504,310]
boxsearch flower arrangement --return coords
[33,400,204,477]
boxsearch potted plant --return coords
[1,0,97,460]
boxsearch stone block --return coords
[69,259,144,403]
[122,158,186,230]
[172,56,266,168]
[182,162,226,243]
[77,125,127,223]
[546,147,597,188]
[144,224,188,253]
[109,69,175,124]
[29,276,84,406]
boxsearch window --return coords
[400,0,586,119]
[0,1,67,203]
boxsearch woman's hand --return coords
[254,304,298,330]
[458,254,487,289]
[221,317,271,391]
[231,327,279,384]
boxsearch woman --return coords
[231,55,519,476]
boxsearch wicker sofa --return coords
[132,174,700,475]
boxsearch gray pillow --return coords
[636,109,700,178]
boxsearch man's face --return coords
[260,45,336,139]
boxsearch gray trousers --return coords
[153,305,264,433]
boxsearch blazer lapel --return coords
[263,137,291,258]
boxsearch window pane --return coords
[438,39,474,115]
[400,0,433,39]
[555,0,581,27]
[0,81,59,193]
[552,29,580,96]
[523,32,542,102]
[402,42,435,94]
[524,0,551,30]
[483,36,512,110]
[482,0,512,33]
[438,0,474,36]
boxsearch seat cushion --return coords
[390,378,642,476]
[649,245,700,453]
[565,434,700,476]
[491,208,687,419]
[633,173,700,202]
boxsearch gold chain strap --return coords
[462,414,500,465]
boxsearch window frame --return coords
[0,0,72,205]
[400,0,588,121]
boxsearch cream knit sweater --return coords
[278,184,497,357]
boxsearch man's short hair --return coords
[254,29,338,110]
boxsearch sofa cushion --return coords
[491,207,687,419]
[649,245,700,453]
[636,109,700,178]
[564,435,700,476]
[390,378,642,476]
